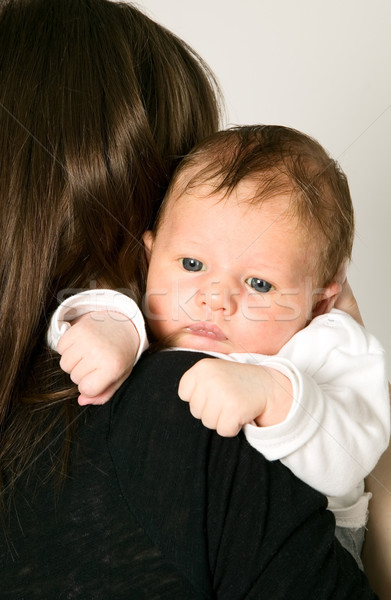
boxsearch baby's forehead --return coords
[161,160,322,252]
[165,167,297,227]
[164,180,307,245]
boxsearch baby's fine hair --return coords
[161,125,354,286]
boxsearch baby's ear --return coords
[312,280,341,318]
[142,231,154,264]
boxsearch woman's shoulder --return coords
[110,350,210,423]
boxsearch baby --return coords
[48,125,389,565]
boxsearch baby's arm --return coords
[178,359,293,437]
[180,310,389,499]
[243,311,389,498]
[47,290,148,404]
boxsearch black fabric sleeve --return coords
[109,350,376,599]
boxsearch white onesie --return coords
[48,290,390,532]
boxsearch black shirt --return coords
[0,351,376,598]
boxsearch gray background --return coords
[135,0,391,376]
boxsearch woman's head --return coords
[0,0,221,482]
[0,0,221,299]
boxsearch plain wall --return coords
[136,0,391,376]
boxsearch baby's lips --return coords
[186,322,227,341]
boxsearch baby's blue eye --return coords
[181,258,205,272]
[245,277,273,293]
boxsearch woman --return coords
[0,0,376,597]
[0,0,220,489]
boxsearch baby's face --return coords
[144,181,327,355]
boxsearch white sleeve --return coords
[244,309,390,497]
[46,289,149,363]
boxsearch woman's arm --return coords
[362,432,391,599]
[335,279,391,597]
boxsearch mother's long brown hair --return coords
[0,0,221,494]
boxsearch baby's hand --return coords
[178,359,292,437]
[57,311,140,405]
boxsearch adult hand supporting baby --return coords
[335,276,391,597]
[334,278,364,326]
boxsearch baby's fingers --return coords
[215,412,241,438]
[178,358,216,401]
[78,366,131,399]
[77,368,105,398]
[56,322,80,355]
[66,360,94,387]
[178,366,197,402]
[78,381,121,406]
[59,347,82,375]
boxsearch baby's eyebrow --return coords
[174,239,206,250]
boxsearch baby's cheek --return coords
[240,292,272,322]
[237,298,306,355]
[143,292,169,325]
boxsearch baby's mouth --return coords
[185,322,228,341]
